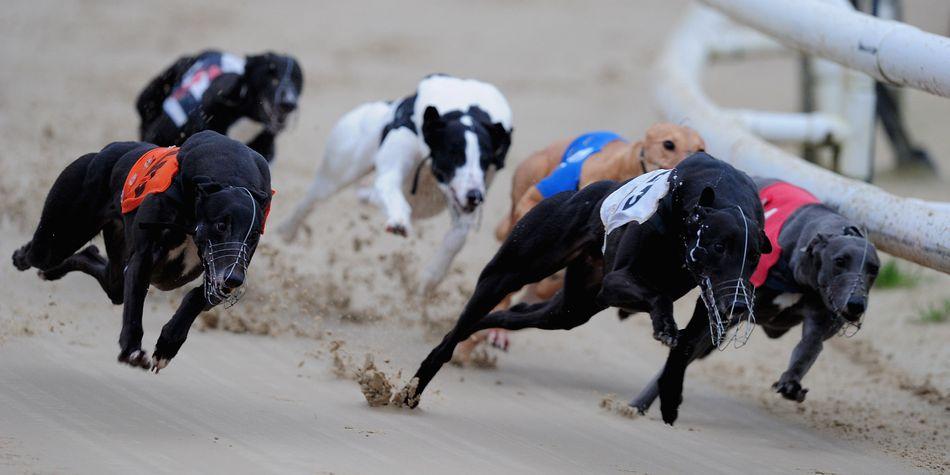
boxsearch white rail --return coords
[701,0,950,98]
[655,6,950,273]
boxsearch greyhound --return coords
[399,153,771,409]
[136,50,303,162]
[277,74,512,294]
[630,178,880,425]
[12,131,272,371]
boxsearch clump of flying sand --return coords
[599,393,639,419]
[353,353,420,408]
[356,354,394,406]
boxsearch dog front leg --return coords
[420,210,475,295]
[633,298,710,415]
[372,130,418,236]
[151,285,210,372]
[117,251,154,370]
[648,297,677,347]
[599,270,677,346]
[773,308,839,402]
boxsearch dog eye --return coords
[867,263,879,275]
[663,140,676,151]
[834,256,848,267]
[713,242,725,254]
[215,222,228,234]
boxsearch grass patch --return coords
[917,299,950,324]
[874,260,919,289]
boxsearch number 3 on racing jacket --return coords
[136,50,304,163]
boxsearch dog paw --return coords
[118,349,152,370]
[385,220,410,237]
[653,328,678,348]
[150,356,170,374]
[660,399,680,425]
[486,329,509,351]
[12,248,30,271]
[772,378,808,402]
[628,397,653,415]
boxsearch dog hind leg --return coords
[13,153,107,272]
[277,102,389,242]
[470,255,606,334]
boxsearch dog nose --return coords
[846,298,866,317]
[465,190,484,208]
[277,100,297,115]
[223,271,245,290]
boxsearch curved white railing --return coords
[656,6,950,273]
[702,0,950,98]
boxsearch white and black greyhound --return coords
[278,74,512,294]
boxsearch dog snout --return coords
[730,299,749,315]
[277,100,297,115]
[223,271,245,291]
[844,297,866,319]
[464,189,484,211]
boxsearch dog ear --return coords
[698,186,715,207]
[688,206,707,224]
[488,123,511,170]
[803,232,829,256]
[421,106,445,149]
[843,225,863,237]
[192,175,223,196]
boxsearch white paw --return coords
[151,356,169,374]
[385,216,411,237]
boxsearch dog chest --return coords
[403,167,447,219]
[151,235,203,290]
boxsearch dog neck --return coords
[610,141,647,178]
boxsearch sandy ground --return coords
[1,0,949,473]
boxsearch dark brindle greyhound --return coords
[137,50,303,162]
[631,178,880,424]
[12,131,272,371]
[400,153,771,408]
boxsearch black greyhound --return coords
[12,131,272,371]
[400,153,771,408]
[631,178,880,424]
[136,50,303,162]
